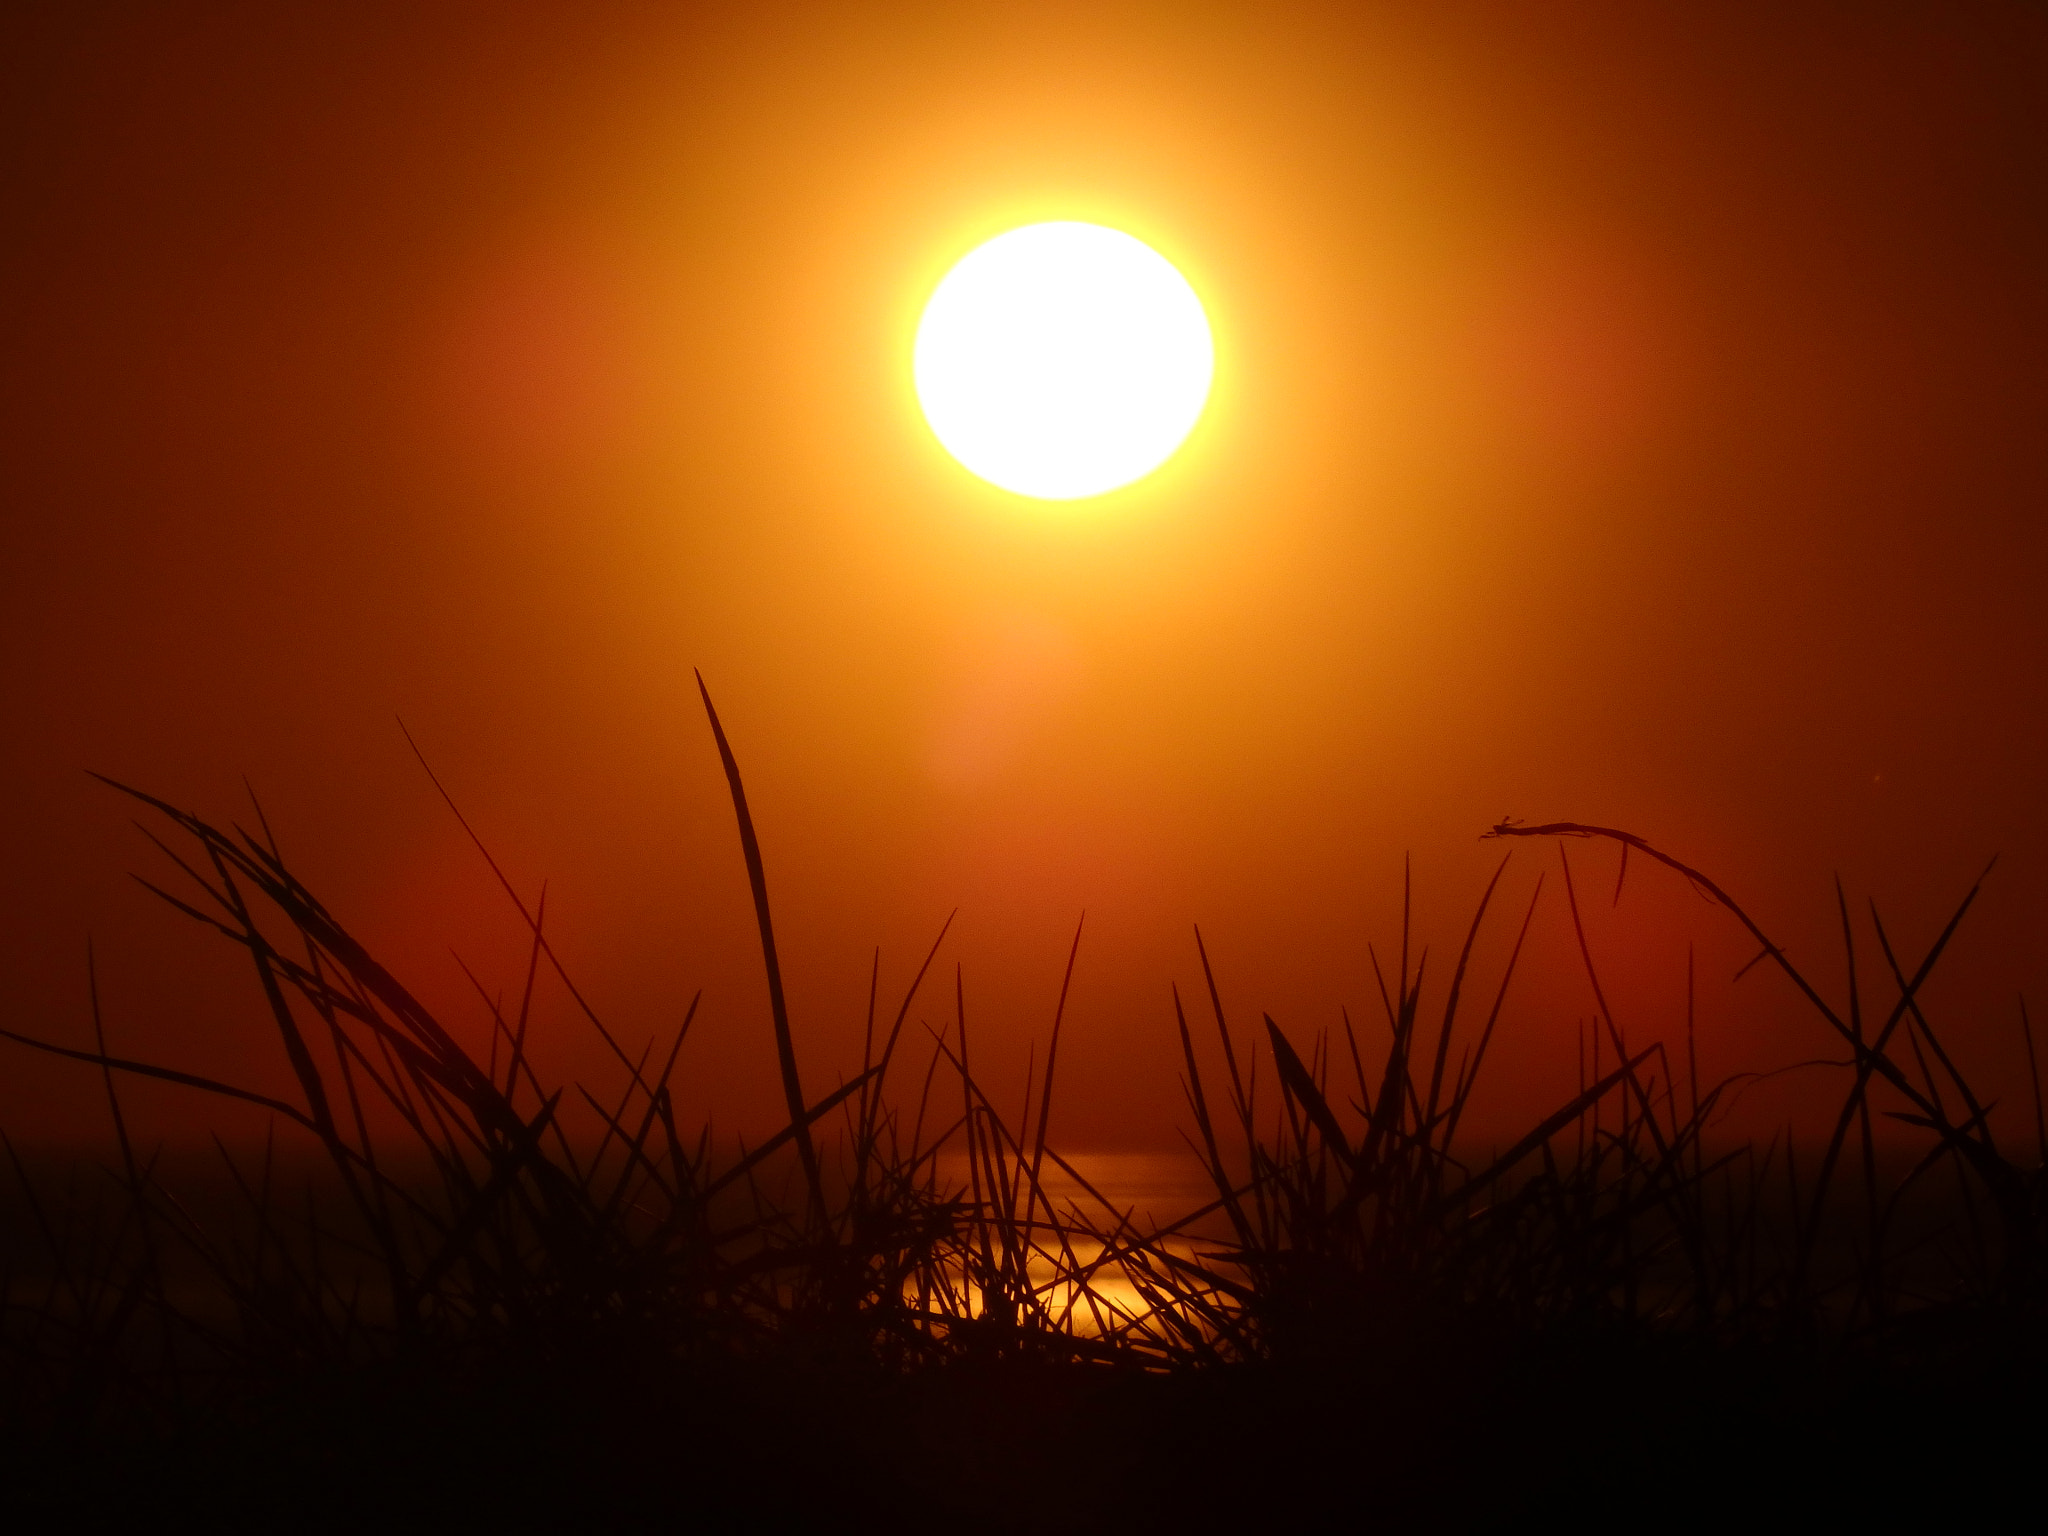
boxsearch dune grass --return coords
[1,690,2044,1521]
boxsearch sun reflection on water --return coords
[917,1151,1228,1343]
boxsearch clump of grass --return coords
[1162,822,2048,1367]
[0,685,1221,1424]
[1,695,2045,1520]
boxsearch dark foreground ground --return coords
[4,1319,2041,1534]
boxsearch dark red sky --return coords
[3,2,2046,1153]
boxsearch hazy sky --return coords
[3,2,2045,1152]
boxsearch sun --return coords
[914,222,1214,501]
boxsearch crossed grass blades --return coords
[2,687,2045,1428]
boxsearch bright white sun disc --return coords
[914,222,1213,500]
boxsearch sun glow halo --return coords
[914,222,1213,501]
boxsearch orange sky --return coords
[3,2,2046,1154]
